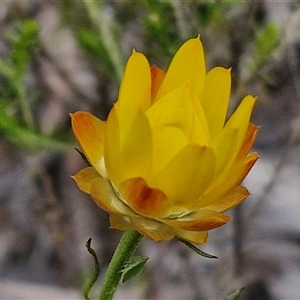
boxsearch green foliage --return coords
[11,19,39,79]
[0,19,73,152]
[120,256,149,284]
[223,288,244,300]
[144,0,180,58]
[77,28,117,77]
[196,3,217,26]
[0,20,39,103]
[177,237,218,259]
[252,23,280,71]
[0,104,73,152]
[59,0,124,80]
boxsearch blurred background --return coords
[1,1,300,299]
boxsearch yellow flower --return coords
[71,37,259,244]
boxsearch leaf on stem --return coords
[176,237,218,259]
[120,256,149,284]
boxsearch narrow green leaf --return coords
[11,19,39,79]
[120,256,149,284]
[176,237,218,259]
[0,105,73,152]
[77,29,115,77]
[223,288,244,300]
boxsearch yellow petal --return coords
[155,37,206,101]
[193,152,258,210]
[201,67,231,140]
[118,177,171,218]
[150,65,165,103]
[214,95,256,175]
[146,84,210,174]
[118,51,151,111]
[153,144,215,209]
[175,229,208,244]
[72,167,99,194]
[213,128,239,176]
[121,109,152,181]
[188,83,212,145]
[162,209,230,231]
[223,95,256,157]
[70,112,106,175]
[237,123,260,159]
[129,215,175,241]
[116,51,151,146]
[90,176,136,217]
[207,186,250,212]
[148,127,186,176]
[104,106,123,186]
[109,214,135,231]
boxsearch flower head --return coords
[71,37,259,244]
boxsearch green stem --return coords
[98,231,143,300]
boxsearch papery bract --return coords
[71,37,259,244]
